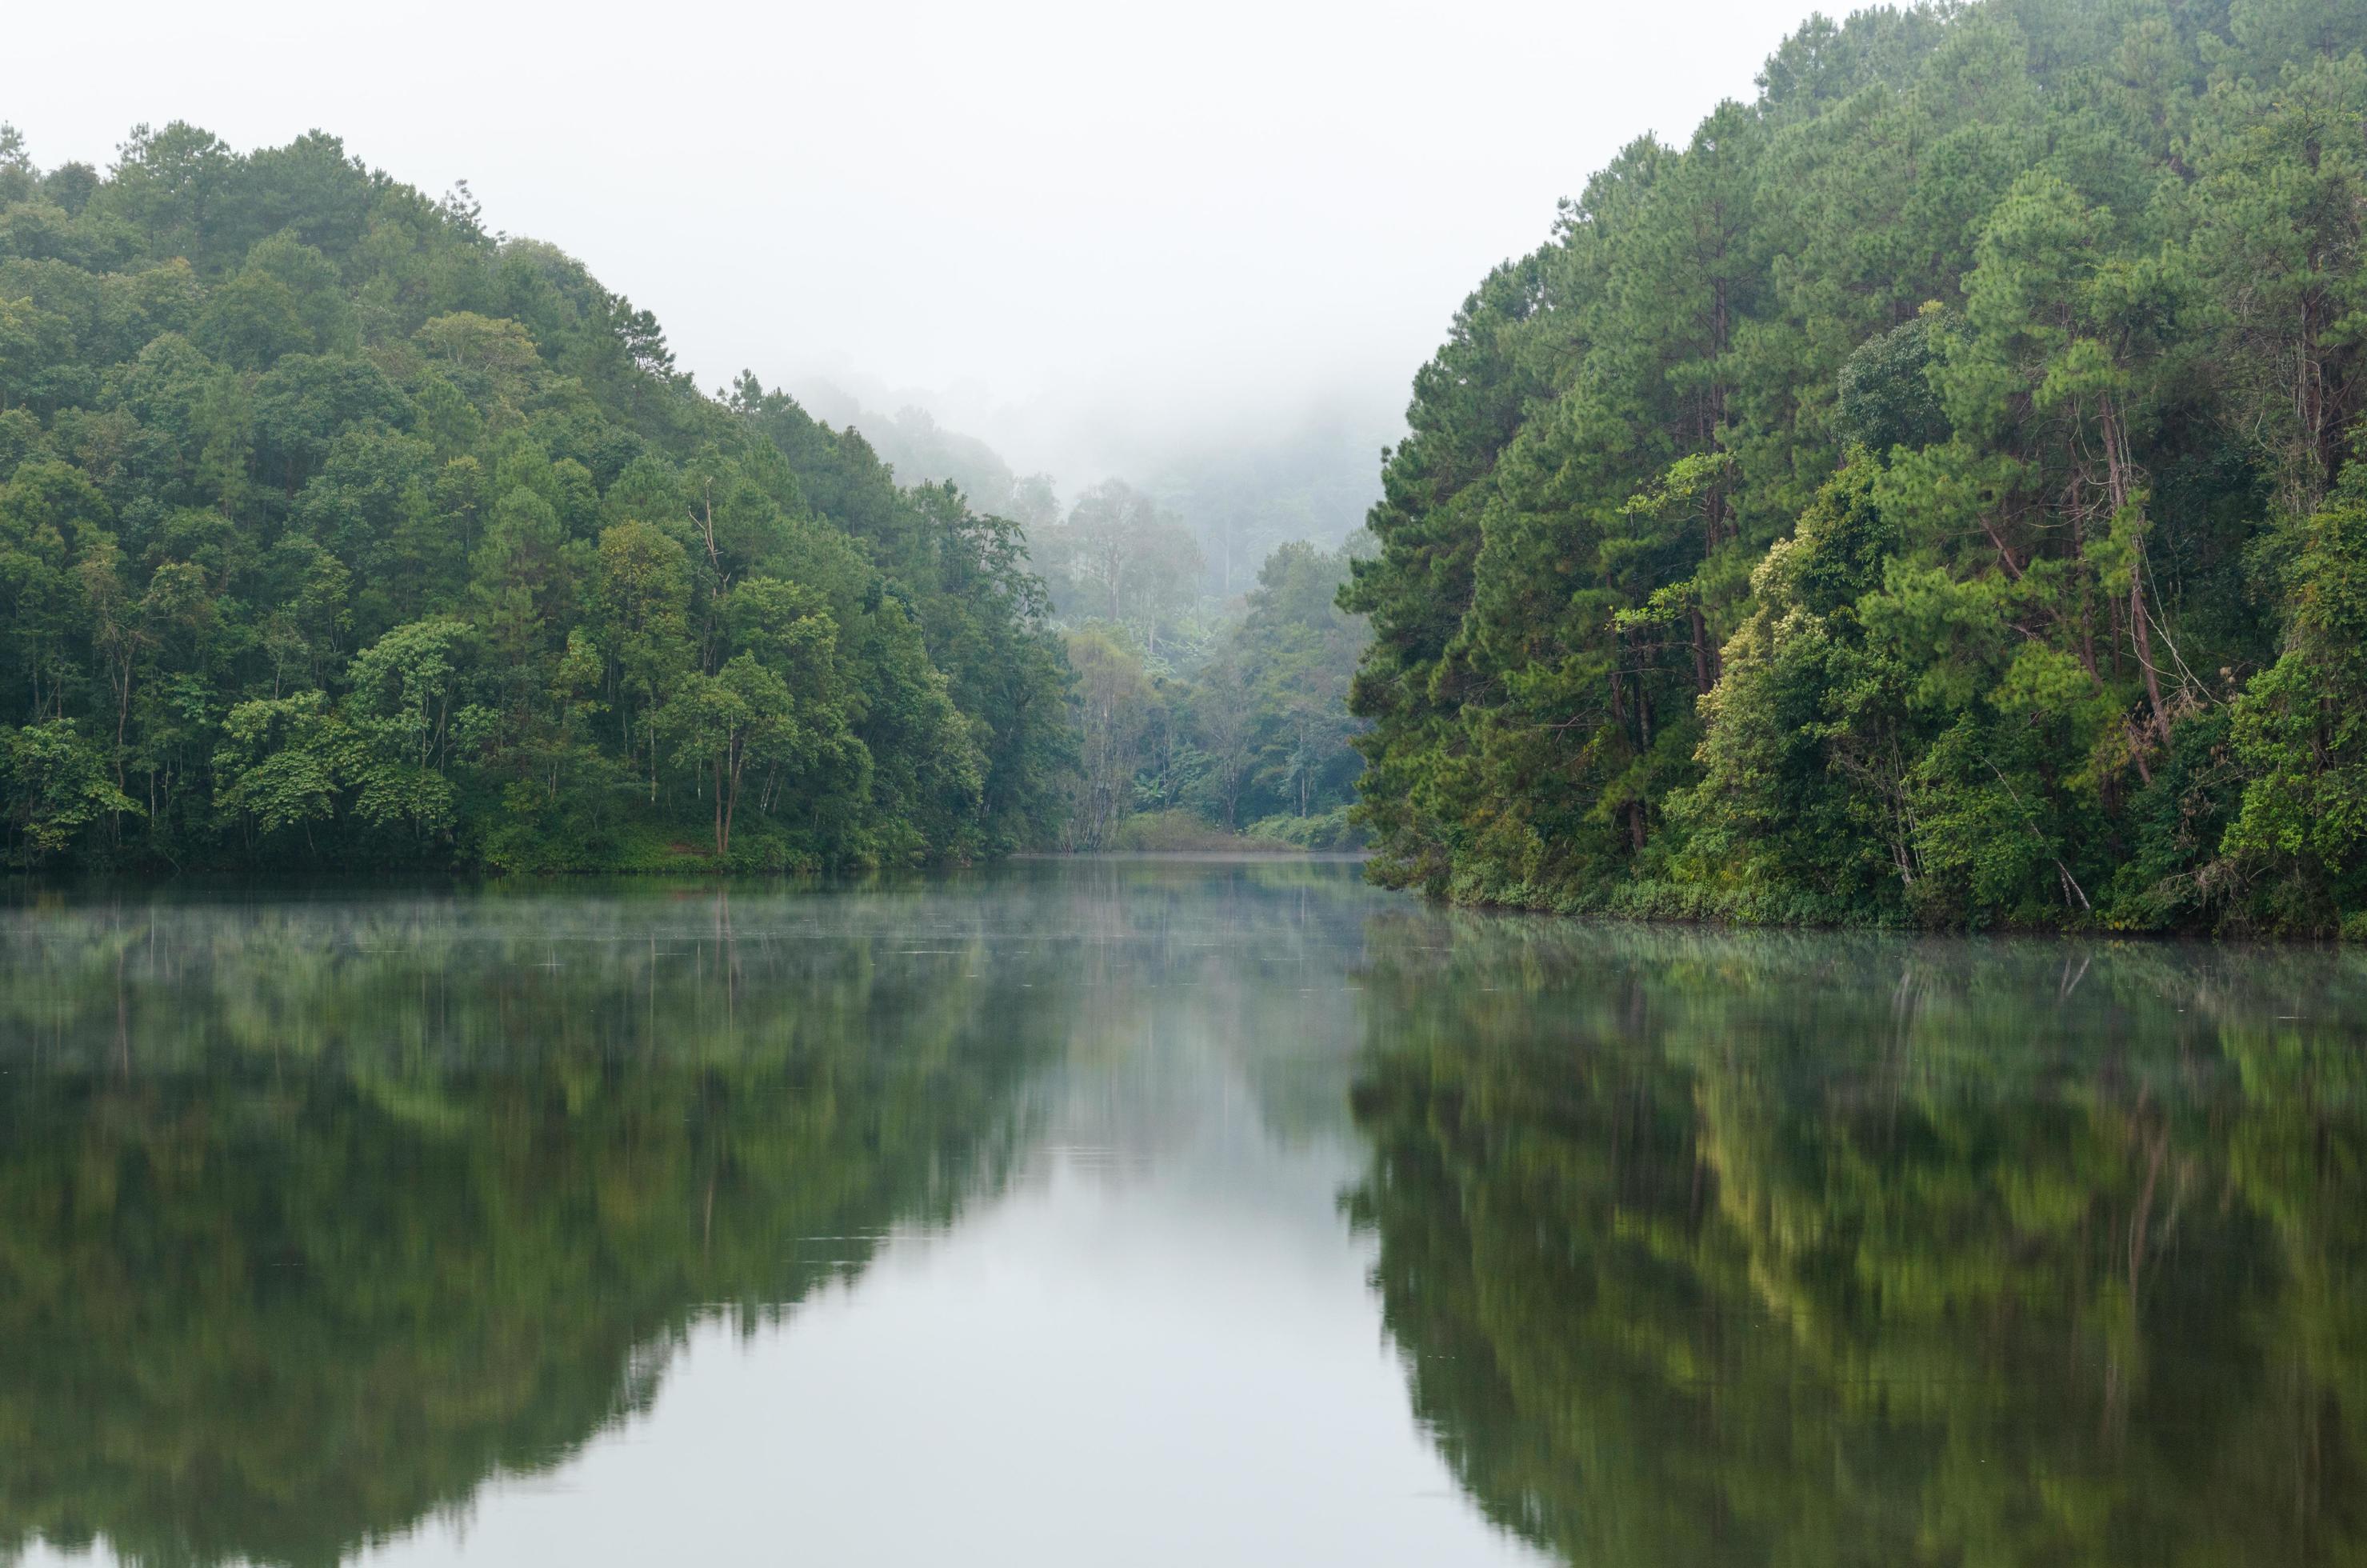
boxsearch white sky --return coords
[5,0,1824,481]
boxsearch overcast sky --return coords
[5,0,1824,483]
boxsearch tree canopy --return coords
[0,124,1072,871]
[1345,0,2367,932]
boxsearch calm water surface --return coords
[4,858,2366,1566]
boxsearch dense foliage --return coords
[0,125,1071,872]
[782,383,1384,846]
[1346,0,2367,931]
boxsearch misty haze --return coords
[5,0,2367,1562]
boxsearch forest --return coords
[1346,0,2367,933]
[0,123,1365,873]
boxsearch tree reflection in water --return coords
[9,874,2365,1568]
[0,885,1054,1568]
[1348,916,2367,1567]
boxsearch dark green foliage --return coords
[1347,0,2367,931]
[0,124,1071,872]
[1835,310,1953,454]
[2222,466,2367,930]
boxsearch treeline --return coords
[0,124,1070,872]
[1348,0,2367,932]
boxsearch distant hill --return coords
[792,375,1389,599]
[791,379,1045,522]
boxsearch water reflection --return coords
[8,866,2367,1566]
[0,881,1062,1568]
[0,862,1539,1568]
[1349,916,2367,1566]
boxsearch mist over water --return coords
[9,862,2367,1565]
[0,864,1548,1568]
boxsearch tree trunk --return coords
[2131,575,2170,742]
[723,734,746,860]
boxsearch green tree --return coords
[211,690,354,843]
[591,518,691,798]
[1,718,136,861]
[342,616,476,842]
[1061,628,1150,851]
[662,651,861,862]
[2222,468,2367,930]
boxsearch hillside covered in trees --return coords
[0,125,1073,871]
[1347,0,2367,933]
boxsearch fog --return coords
[4,0,1818,493]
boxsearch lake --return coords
[2,858,2364,1566]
